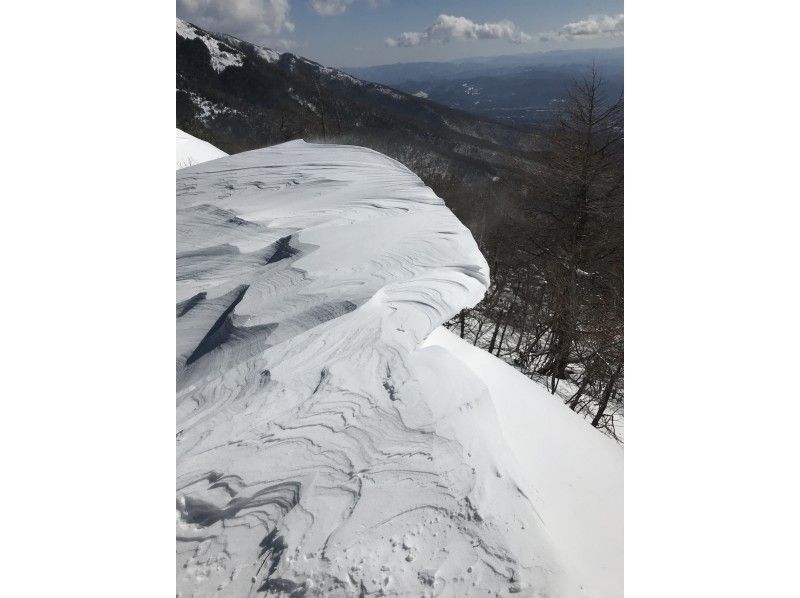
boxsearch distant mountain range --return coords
[176,19,548,230]
[345,48,623,125]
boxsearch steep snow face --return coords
[176,141,612,597]
[176,19,244,72]
[424,328,623,598]
[176,128,227,170]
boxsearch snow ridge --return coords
[176,142,593,596]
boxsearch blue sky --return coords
[177,0,624,67]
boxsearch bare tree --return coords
[534,65,623,388]
[448,66,624,440]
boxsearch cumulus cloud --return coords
[177,0,294,43]
[540,14,624,42]
[385,14,532,47]
[309,0,354,16]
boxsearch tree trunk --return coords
[569,368,594,410]
[473,318,485,346]
[496,320,510,356]
[591,363,622,427]
[487,315,503,354]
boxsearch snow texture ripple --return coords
[176,141,608,597]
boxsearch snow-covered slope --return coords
[176,141,621,597]
[176,128,227,169]
[424,328,623,598]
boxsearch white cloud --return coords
[385,14,532,47]
[309,0,354,16]
[540,14,624,42]
[177,0,294,43]
[309,0,386,16]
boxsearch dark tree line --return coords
[447,67,624,441]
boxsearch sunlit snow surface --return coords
[176,141,621,597]
[176,128,228,170]
[424,328,623,598]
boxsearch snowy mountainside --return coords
[176,18,244,72]
[176,19,544,226]
[175,17,534,146]
[176,141,621,597]
[176,128,227,169]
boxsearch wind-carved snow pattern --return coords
[177,141,591,597]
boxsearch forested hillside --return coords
[449,70,624,439]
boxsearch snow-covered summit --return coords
[176,140,621,597]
